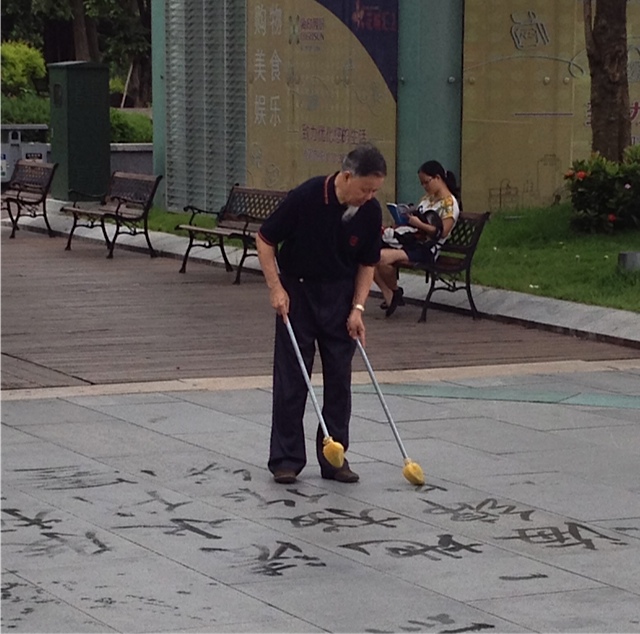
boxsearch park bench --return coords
[177,184,288,284]
[60,171,162,259]
[2,159,58,239]
[399,211,491,322]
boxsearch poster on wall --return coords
[246,0,398,203]
[462,0,640,212]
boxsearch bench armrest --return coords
[182,204,223,226]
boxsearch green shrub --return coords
[1,41,46,97]
[0,93,49,125]
[565,149,640,233]
[109,76,126,94]
[0,94,152,143]
[110,108,153,143]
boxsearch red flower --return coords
[575,170,588,180]
[564,169,575,179]
[608,214,617,223]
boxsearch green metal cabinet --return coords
[49,62,110,200]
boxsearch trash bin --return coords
[0,129,22,184]
[49,61,110,200]
[1,125,50,184]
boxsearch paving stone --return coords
[469,471,640,522]
[16,556,294,633]
[237,570,531,632]
[1,571,114,633]
[469,586,640,633]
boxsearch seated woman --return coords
[374,160,461,317]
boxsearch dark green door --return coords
[396,0,463,203]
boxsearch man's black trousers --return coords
[268,275,356,476]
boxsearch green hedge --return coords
[109,108,153,143]
[1,93,49,125]
[1,94,153,143]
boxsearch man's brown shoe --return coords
[273,469,297,484]
[321,466,359,483]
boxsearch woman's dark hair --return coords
[418,159,462,208]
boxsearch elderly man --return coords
[257,143,387,484]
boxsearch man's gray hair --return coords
[341,143,387,177]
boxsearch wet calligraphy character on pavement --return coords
[13,466,136,490]
[366,614,495,633]
[497,522,626,550]
[341,535,483,561]
[285,508,400,533]
[113,517,231,541]
[221,488,296,508]
[420,498,535,523]
[187,462,252,484]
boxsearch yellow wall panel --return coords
[462,0,640,212]
[246,0,397,205]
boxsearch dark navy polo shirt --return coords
[258,173,382,281]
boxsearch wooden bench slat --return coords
[177,185,288,283]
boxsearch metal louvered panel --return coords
[165,0,246,211]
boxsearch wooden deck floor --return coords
[2,226,638,390]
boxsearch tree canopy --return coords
[1,0,152,106]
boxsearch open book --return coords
[386,203,415,226]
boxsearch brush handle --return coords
[356,338,409,460]
[284,317,331,439]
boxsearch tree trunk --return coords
[85,14,101,62]
[70,0,91,61]
[583,0,631,162]
[125,0,153,107]
[127,55,153,107]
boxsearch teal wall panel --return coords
[397,0,463,204]
[151,0,166,206]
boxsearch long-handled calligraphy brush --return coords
[356,338,425,485]
[284,317,345,469]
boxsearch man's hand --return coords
[270,285,289,317]
[347,308,365,344]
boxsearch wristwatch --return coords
[352,303,365,312]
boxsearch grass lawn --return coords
[148,203,640,313]
[472,203,640,313]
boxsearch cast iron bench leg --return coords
[106,218,119,259]
[419,275,438,323]
[42,201,54,237]
[7,200,20,239]
[219,238,234,273]
[234,241,250,285]
[179,233,195,273]
[466,267,480,319]
[65,214,79,250]
[143,218,157,258]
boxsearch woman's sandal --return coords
[385,287,405,317]
[380,287,405,310]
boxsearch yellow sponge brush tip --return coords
[322,437,345,468]
[402,458,425,485]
